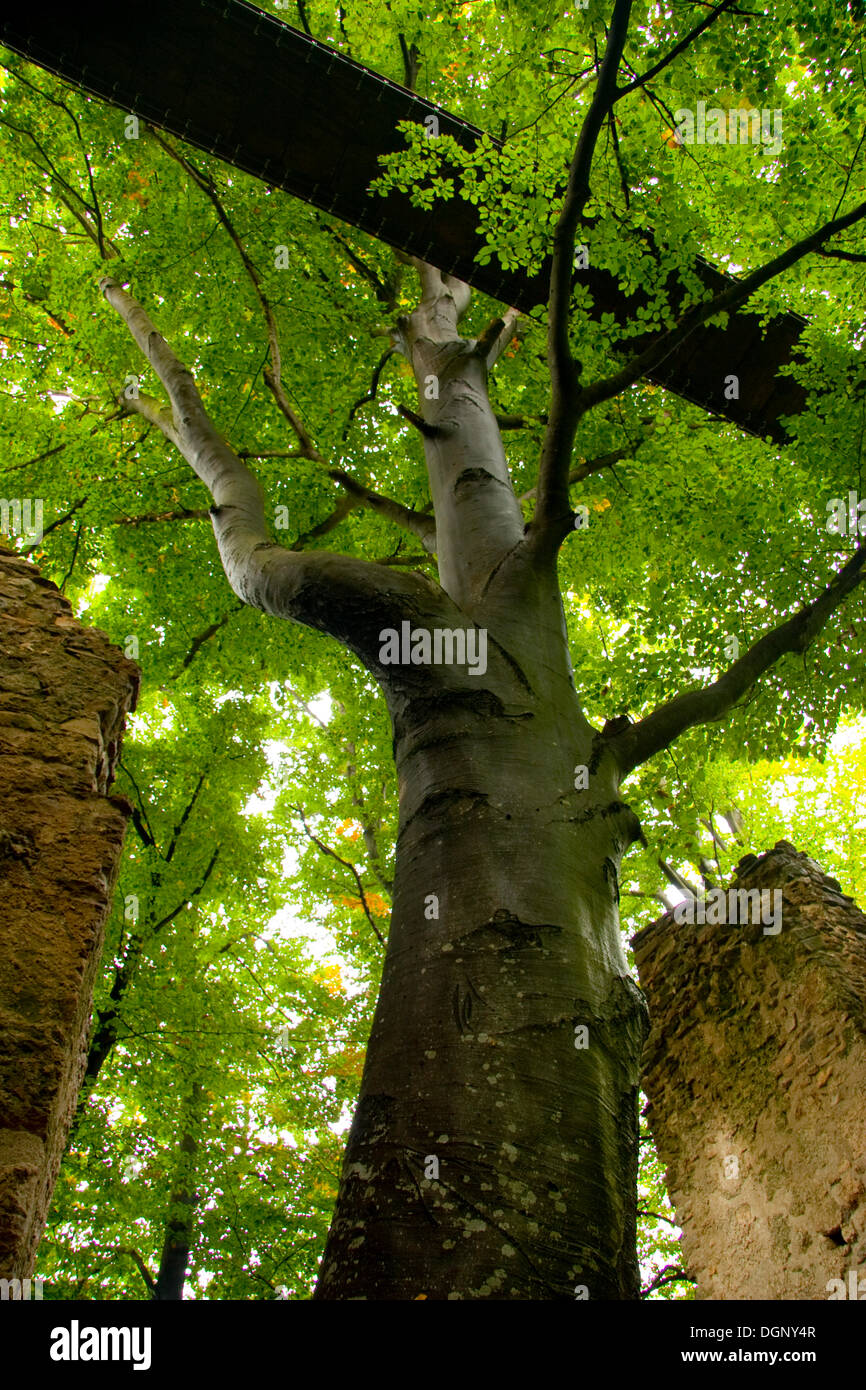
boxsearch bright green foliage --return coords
[1,0,865,1297]
[623,720,866,912]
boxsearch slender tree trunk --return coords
[153,1082,201,1300]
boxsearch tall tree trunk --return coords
[314,267,648,1300]
[314,682,647,1299]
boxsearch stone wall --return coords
[0,544,139,1279]
[633,841,866,1300]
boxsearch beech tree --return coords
[2,0,866,1299]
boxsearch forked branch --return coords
[99,277,440,667]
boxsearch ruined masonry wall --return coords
[0,543,139,1278]
[633,841,866,1300]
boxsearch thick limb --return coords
[606,542,866,777]
[99,277,444,669]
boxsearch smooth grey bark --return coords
[307,261,647,1299]
[314,620,648,1299]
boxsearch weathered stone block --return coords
[634,841,866,1300]
[0,544,139,1279]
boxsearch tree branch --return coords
[395,259,524,600]
[616,0,739,98]
[4,442,67,474]
[317,218,396,307]
[22,497,87,554]
[532,9,865,552]
[519,434,650,504]
[98,277,440,669]
[495,413,547,431]
[172,605,244,677]
[608,541,866,777]
[102,168,435,601]
[165,774,207,863]
[119,1248,158,1298]
[373,552,435,567]
[815,246,866,264]
[473,308,521,368]
[0,109,119,258]
[81,848,220,1093]
[659,857,699,900]
[119,761,160,854]
[148,128,322,460]
[329,468,437,551]
[398,33,420,91]
[289,494,359,549]
[637,1208,680,1228]
[397,402,445,438]
[0,277,74,337]
[149,846,221,935]
[341,741,395,899]
[534,0,634,536]
[128,805,156,851]
[58,521,83,593]
[579,197,866,421]
[113,507,210,527]
[342,347,396,438]
[295,806,386,947]
[154,1083,201,1300]
[120,390,180,446]
[641,1264,695,1296]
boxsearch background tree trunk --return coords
[153,1083,202,1300]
